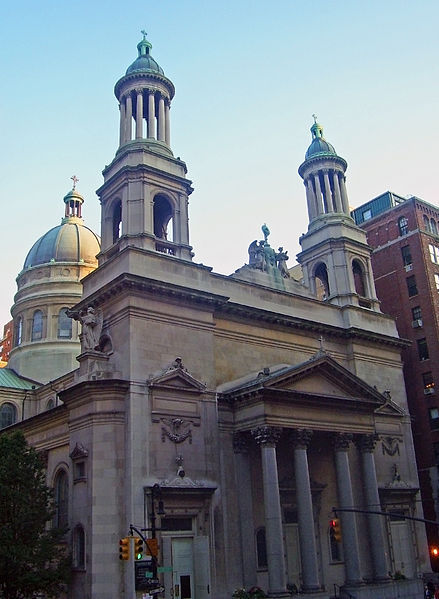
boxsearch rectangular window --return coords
[429,244,439,264]
[435,274,439,292]
[430,408,439,430]
[406,276,418,297]
[363,209,372,221]
[401,245,412,266]
[423,372,435,391]
[412,306,422,320]
[434,442,439,465]
[417,338,429,361]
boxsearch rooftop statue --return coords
[246,225,290,278]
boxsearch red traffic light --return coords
[431,546,439,557]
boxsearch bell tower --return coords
[297,119,380,310]
[97,33,193,263]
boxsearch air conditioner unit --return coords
[412,319,423,328]
[424,388,435,395]
[405,263,413,272]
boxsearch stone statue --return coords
[79,306,103,351]
[248,240,265,270]
[261,223,270,243]
[276,247,290,278]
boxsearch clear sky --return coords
[1,0,438,328]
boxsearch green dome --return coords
[23,186,100,269]
[305,121,337,159]
[126,34,164,76]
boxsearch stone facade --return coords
[0,36,430,599]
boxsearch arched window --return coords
[314,263,330,301]
[58,308,72,339]
[73,525,86,569]
[423,215,430,232]
[0,403,17,429]
[398,216,408,236]
[53,470,69,529]
[112,200,122,243]
[431,219,438,235]
[46,398,55,410]
[153,194,173,241]
[255,527,267,569]
[15,317,23,346]
[31,310,43,341]
[352,260,366,297]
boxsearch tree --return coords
[0,431,70,599]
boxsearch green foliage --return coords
[0,431,70,599]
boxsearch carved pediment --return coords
[220,352,387,411]
[148,357,206,393]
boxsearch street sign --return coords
[150,587,165,595]
[157,566,172,573]
[135,562,156,590]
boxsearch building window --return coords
[255,527,267,569]
[401,245,412,266]
[15,317,23,346]
[398,216,408,236]
[53,470,68,529]
[406,276,418,297]
[412,306,422,320]
[31,310,43,341]
[423,372,435,392]
[435,274,439,292]
[431,219,438,235]
[73,525,86,569]
[429,408,439,430]
[429,244,439,265]
[424,215,431,233]
[363,209,372,221]
[417,338,429,361]
[58,308,72,339]
[0,403,17,429]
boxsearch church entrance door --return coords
[389,520,415,578]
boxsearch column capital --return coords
[289,428,313,449]
[252,426,282,447]
[355,433,377,453]
[233,431,250,454]
[332,432,353,452]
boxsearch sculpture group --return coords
[248,224,290,278]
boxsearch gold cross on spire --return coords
[71,175,79,190]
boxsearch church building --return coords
[0,34,430,599]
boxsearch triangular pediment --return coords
[148,358,206,392]
[220,352,387,409]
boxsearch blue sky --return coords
[1,0,438,327]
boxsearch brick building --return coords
[0,320,13,365]
[352,192,439,566]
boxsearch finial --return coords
[319,335,324,351]
[312,113,318,124]
[261,223,270,243]
[141,29,147,40]
[71,175,79,190]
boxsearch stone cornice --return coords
[73,273,230,314]
[115,71,175,100]
[99,159,192,194]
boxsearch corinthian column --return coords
[333,433,362,586]
[233,433,257,588]
[125,93,133,142]
[148,91,156,139]
[289,429,320,592]
[252,426,288,598]
[355,434,389,581]
[135,90,143,139]
[158,95,165,141]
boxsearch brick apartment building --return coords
[352,192,439,567]
[0,320,13,365]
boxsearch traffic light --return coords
[430,546,439,572]
[134,538,144,561]
[119,537,130,560]
[330,518,342,542]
